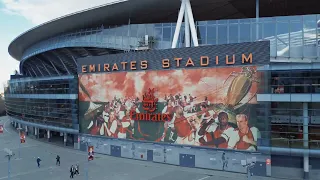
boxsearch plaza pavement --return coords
[0,116,298,180]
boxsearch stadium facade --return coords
[4,0,320,179]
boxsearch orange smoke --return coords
[79,67,258,104]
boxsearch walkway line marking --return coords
[0,166,57,179]
[3,118,11,134]
[9,145,39,150]
[197,176,211,180]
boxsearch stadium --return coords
[4,0,320,179]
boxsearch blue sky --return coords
[0,2,33,92]
[0,0,116,93]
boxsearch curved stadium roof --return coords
[8,0,320,61]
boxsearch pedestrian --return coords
[75,164,79,175]
[56,155,60,166]
[70,165,74,178]
[36,157,41,168]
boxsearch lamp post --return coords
[81,138,92,180]
[17,127,23,159]
[241,157,257,180]
[4,148,15,180]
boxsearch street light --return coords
[81,138,92,180]
[17,127,23,159]
[241,157,257,180]
[4,148,15,180]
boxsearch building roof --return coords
[8,0,320,61]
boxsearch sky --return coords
[0,0,118,93]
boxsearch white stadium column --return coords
[171,0,186,48]
[185,0,198,47]
[172,0,198,48]
[185,11,190,47]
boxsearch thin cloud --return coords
[1,0,119,25]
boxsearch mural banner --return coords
[79,66,262,151]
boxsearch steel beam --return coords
[37,57,52,76]
[42,54,61,76]
[82,47,92,56]
[26,64,38,77]
[26,68,33,77]
[63,48,78,67]
[52,52,71,75]
[31,61,45,76]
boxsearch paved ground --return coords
[0,116,291,180]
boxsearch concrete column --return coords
[47,130,51,142]
[303,102,309,179]
[25,126,28,136]
[34,127,39,139]
[64,133,67,146]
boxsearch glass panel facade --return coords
[22,14,320,61]
[257,69,320,94]
[256,102,320,149]
[5,78,78,94]
[5,98,77,128]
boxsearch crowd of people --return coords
[85,92,261,151]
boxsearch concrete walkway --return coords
[0,116,299,180]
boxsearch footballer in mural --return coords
[78,66,261,151]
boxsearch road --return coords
[0,116,286,180]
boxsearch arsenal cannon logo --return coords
[130,88,171,122]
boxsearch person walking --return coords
[36,157,41,168]
[56,155,60,166]
[70,165,74,178]
[75,164,79,175]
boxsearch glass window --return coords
[206,26,216,45]
[207,20,216,25]
[229,24,238,44]
[145,24,155,36]
[303,15,317,58]
[197,26,206,45]
[277,21,289,57]
[197,21,207,26]
[290,21,303,58]
[155,23,162,28]
[130,24,138,37]
[137,24,146,37]
[162,27,171,41]
[162,23,171,27]
[229,19,239,24]
[218,25,227,45]
[154,28,163,41]
[251,22,263,41]
[217,20,227,25]
[240,23,251,42]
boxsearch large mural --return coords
[79,66,261,151]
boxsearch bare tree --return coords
[13,70,19,75]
